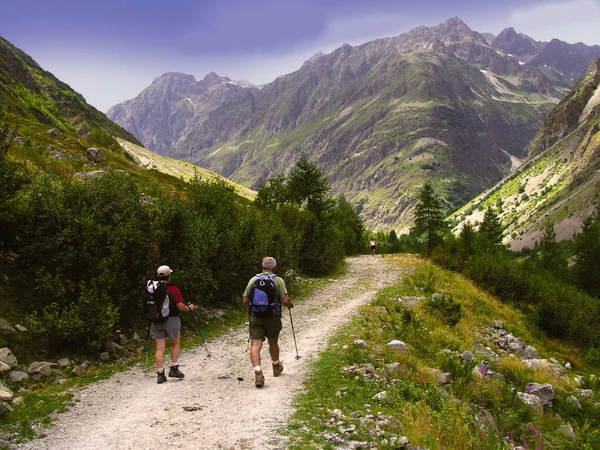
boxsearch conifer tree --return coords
[478,207,503,246]
[537,222,567,275]
[412,183,447,255]
[573,210,600,297]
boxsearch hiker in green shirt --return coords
[242,257,293,388]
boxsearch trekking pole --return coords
[288,308,301,360]
[236,336,250,383]
[190,308,211,358]
[144,323,152,372]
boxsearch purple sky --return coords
[2,0,599,112]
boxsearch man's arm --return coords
[242,296,250,312]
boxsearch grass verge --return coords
[284,255,600,450]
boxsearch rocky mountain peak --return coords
[433,16,487,45]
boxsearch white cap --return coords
[157,265,173,277]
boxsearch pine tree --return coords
[412,183,447,255]
[573,210,600,297]
[478,207,503,246]
[287,155,334,216]
[537,222,567,275]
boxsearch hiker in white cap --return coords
[152,265,196,384]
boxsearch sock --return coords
[254,365,262,373]
[170,364,178,368]
[272,360,280,365]
[158,368,164,373]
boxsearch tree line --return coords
[411,182,600,367]
[0,132,365,355]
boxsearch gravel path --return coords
[18,255,404,450]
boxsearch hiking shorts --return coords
[249,314,282,341]
[151,316,181,340]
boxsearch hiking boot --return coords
[157,370,167,384]
[168,365,185,379]
[272,362,284,377]
[255,370,265,388]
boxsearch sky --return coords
[1,0,599,112]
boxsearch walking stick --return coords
[289,308,301,360]
[190,308,211,358]
[236,336,250,383]
[144,322,152,372]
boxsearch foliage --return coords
[286,255,599,450]
[573,209,600,298]
[255,157,365,275]
[478,207,503,248]
[426,293,463,326]
[412,183,448,255]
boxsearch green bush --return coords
[426,293,463,326]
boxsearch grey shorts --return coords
[151,316,181,340]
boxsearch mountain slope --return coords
[450,58,600,249]
[0,36,251,197]
[108,18,600,230]
[107,72,260,156]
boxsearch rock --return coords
[525,382,555,406]
[15,324,27,332]
[86,147,105,162]
[8,371,28,383]
[0,348,17,368]
[566,395,582,408]
[0,361,10,373]
[100,352,110,362]
[518,345,539,360]
[57,358,71,368]
[342,345,349,350]
[106,341,123,353]
[522,359,564,375]
[331,408,344,418]
[46,128,62,137]
[0,320,17,335]
[462,350,474,360]
[473,341,500,363]
[385,362,402,374]
[386,340,408,353]
[426,368,451,385]
[74,170,106,180]
[0,381,14,401]
[517,392,544,409]
[71,366,85,377]
[119,333,129,345]
[372,391,387,401]
[131,332,141,341]
[492,320,504,329]
[28,361,52,376]
[557,424,576,440]
[575,388,594,398]
[353,339,368,349]
[565,362,572,370]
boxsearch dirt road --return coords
[18,255,404,450]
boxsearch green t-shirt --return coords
[243,273,288,301]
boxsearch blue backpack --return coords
[250,273,281,316]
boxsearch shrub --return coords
[426,293,462,326]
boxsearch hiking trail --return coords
[18,255,405,450]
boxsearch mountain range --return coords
[107,17,600,231]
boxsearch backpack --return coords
[142,280,171,322]
[249,273,281,316]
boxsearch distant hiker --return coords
[150,265,195,384]
[242,257,294,388]
[370,239,377,255]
